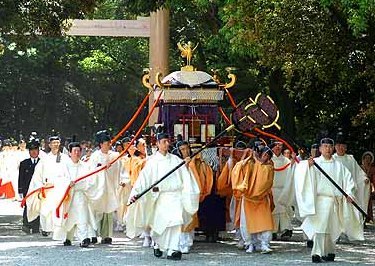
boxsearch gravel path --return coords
[1,199,374,265]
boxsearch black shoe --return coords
[272,233,278,241]
[22,226,31,234]
[312,255,322,263]
[80,238,90,248]
[101,237,112,244]
[91,237,98,244]
[306,240,314,248]
[41,231,49,237]
[30,228,40,234]
[63,239,72,246]
[167,251,182,261]
[280,229,293,240]
[322,253,335,262]
[153,248,163,258]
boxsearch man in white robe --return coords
[87,130,120,244]
[333,137,370,226]
[270,141,295,240]
[126,132,200,260]
[294,138,364,263]
[52,142,96,247]
[26,135,70,236]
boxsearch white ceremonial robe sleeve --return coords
[294,160,316,218]
[125,165,157,238]
[26,162,44,222]
[340,165,364,241]
[181,166,200,215]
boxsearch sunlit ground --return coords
[1,199,375,265]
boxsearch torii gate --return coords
[66,9,169,125]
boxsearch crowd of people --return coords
[0,130,374,263]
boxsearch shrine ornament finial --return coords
[177,41,198,71]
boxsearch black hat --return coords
[335,132,347,145]
[121,137,131,144]
[268,139,282,149]
[135,137,146,147]
[95,130,111,144]
[68,142,81,152]
[3,139,11,147]
[320,138,334,145]
[27,139,40,150]
[235,141,247,149]
[155,126,168,141]
[176,140,189,149]
[260,146,273,158]
[115,141,122,147]
[311,143,319,149]
[156,133,169,141]
[49,135,61,142]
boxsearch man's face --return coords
[100,141,111,153]
[49,140,60,154]
[283,149,291,158]
[311,148,318,158]
[272,143,283,156]
[157,139,170,154]
[116,145,123,152]
[319,143,334,159]
[123,141,134,155]
[137,142,146,153]
[260,151,271,163]
[179,144,190,159]
[69,147,81,162]
[335,144,347,156]
[80,143,87,149]
[363,154,372,164]
[29,148,39,158]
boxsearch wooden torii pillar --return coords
[66,8,169,125]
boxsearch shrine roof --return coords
[161,70,218,88]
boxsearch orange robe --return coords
[217,149,251,225]
[231,156,255,229]
[183,154,214,232]
[122,156,145,186]
[241,161,275,234]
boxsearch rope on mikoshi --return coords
[20,185,54,208]
[224,88,237,108]
[274,163,291,172]
[111,90,151,144]
[55,90,163,218]
[253,128,299,163]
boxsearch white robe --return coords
[294,156,364,242]
[26,152,70,232]
[126,151,200,251]
[53,160,97,241]
[86,150,120,214]
[333,153,370,220]
[0,150,20,195]
[271,154,295,231]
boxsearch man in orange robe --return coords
[238,147,275,254]
[116,137,145,233]
[231,150,253,248]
